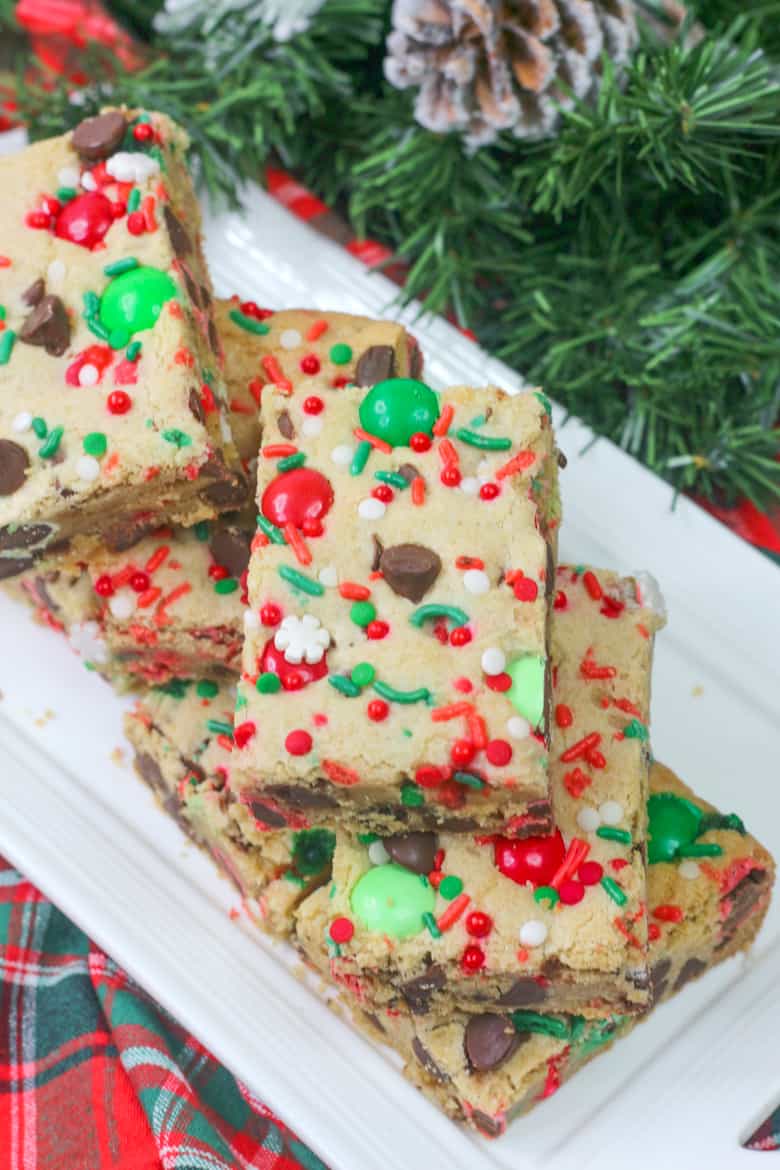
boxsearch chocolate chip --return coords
[0,521,51,549]
[71,110,127,160]
[265,784,340,811]
[557,449,568,469]
[103,516,156,552]
[465,1014,522,1072]
[22,278,45,307]
[370,534,384,572]
[673,957,708,992]
[411,1037,448,1082]
[0,555,34,580]
[397,463,418,485]
[496,977,549,1007]
[163,205,193,257]
[32,574,60,614]
[277,409,295,440]
[355,345,396,387]
[199,284,212,307]
[384,832,437,875]
[379,543,442,603]
[470,1111,505,1138]
[209,524,250,578]
[400,965,446,1015]
[19,295,70,357]
[208,316,221,356]
[134,751,164,794]
[408,338,423,380]
[719,869,767,941]
[182,268,202,307]
[188,387,205,423]
[247,800,288,829]
[438,816,479,832]
[0,441,30,496]
[650,958,671,1002]
[198,458,248,509]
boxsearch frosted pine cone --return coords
[384,0,639,148]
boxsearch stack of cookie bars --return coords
[2,110,774,1139]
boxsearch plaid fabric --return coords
[0,858,326,1170]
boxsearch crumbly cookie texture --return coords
[338,762,774,1137]
[293,568,664,1016]
[11,304,418,683]
[0,108,247,579]
[123,678,334,936]
[231,382,560,835]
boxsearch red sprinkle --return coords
[648,923,662,942]
[411,477,426,506]
[554,589,568,610]
[513,576,538,602]
[133,122,154,142]
[438,893,471,932]
[495,449,535,480]
[234,721,256,749]
[261,355,293,392]
[432,404,454,437]
[485,672,512,693]
[555,704,573,728]
[415,765,446,789]
[652,904,684,923]
[126,211,146,235]
[339,582,371,601]
[322,759,361,786]
[285,729,312,756]
[560,732,601,763]
[578,861,604,885]
[354,427,392,454]
[305,319,329,342]
[582,571,603,600]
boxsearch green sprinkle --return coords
[350,600,376,627]
[56,186,77,203]
[677,842,724,858]
[257,515,286,544]
[256,672,281,694]
[329,675,361,698]
[455,427,512,451]
[194,521,210,541]
[623,718,649,741]
[83,291,100,317]
[235,690,248,711]
[330,343,353,365]
[278,453,306,472]
[109,328,130,350]
[534,885,559,908]
[596,826,632,845]
[374,470,408,489]
[600,876,627,906]
[0,330,16,365]
[350,440,372,476]
[126,340,142,362]
[278,565,324,596]
[214,577,238,594]
[400,783,425,808]
[229,308,270,335]
[83,432,107,457]
[699,812,745,835]
[206,719,233,737]
[202,368,215,386]
[0,306,5,320]
[357,833,379,845]
[196,680,219,699]
[127,188,141,212]
[469,413,487,427]
[511,1011,574,1041]
[373,680,431,705]
[453,771,485,790]
[423,912,441,939]
[155,679,189,698]
[534,391,553,418]
[104,257,139,277]
[351,662,375,688]
[31,417,47,439]
[161,428,192,448]
[39,425,64,459]
[439,875,463,900]
[86,316,110,342]
[409,603,469,629]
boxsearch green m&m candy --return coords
[506,654,546,729]
[358,378,439,448]
[99,265,177,335]
[350,862,435,939]
[647,793,702,864]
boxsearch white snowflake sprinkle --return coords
[12,412,32,433]
[507,716,531,739]
[76,456,100,482]
[108,589,135,621]
[358,498,385,520]
[105,151,160,184]
[481,647,506,676]
[279,328,302,350]
[463,569,490,595]
[274,614,330,665]
[331,444,354,465]
[519,920,547,947]
[576,807,601,833]
[78,364,99,387]
[318,565,338,588]
[368,841,390,866]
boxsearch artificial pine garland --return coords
[7,0,780,508]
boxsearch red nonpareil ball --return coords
[285,729,312,756]
[460,944,485,973]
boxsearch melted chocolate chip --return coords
[71,110,127,160]
[650,958,671,1002]
[247,800,289,829]
[400,965,446,1015]
[277,409,295,440]
[32,574,61,615]
[134,751,164,794]
[384,832,437,875]
[103,516,156,552]
[408,339,423,380]
[182,268,202,307]
[411,1036,448,1082]
[470,1111,505,1138]
[199,283,212,307]
[163,205,193,257]
[465,1014,522,1072]
[198,459,248,509]
[208,316,221,356]
[22,278,45,307]
[209,525,251,579]
[719,870,768,941]
[379,543,442,603]
[0,555,34,580]
[19,295,71,357]
[370,534,384,572]
[496,977,549,1008]
[355,345,396,387]
[0,441,30,496]
[264,783,340,811]
[397,463,419,485]
[673,957,708,992]
[0,521,51,549]
[188,387,205,423]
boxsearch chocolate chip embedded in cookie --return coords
[378,543,442,603]
[71,110,128,160]
[465,1013,523,1072]
[19,295,71,357]
[0,440,30,495]
[163,205,193,257]
[384,832,438,875]
[208,525,251,579]
[356,345,396,387]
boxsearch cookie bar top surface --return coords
[0,108,245,569]
[233,382,557,807]
[294,568,663,1011]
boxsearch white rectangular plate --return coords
[1,180,779,1170]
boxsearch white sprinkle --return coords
[507,716,531,739]
[105,151,160,184]
[358,498,386,520]
[301,416,323,438]
[459,476,479,495]
[76,455,100,482]
[599,800,624,826]
[68,620,108,665]
[108,589,135,620]
[577,807,601,833]
[279,328,302,350]
[243,610,260,632]
[12,412,32,433]
[47,259,66,287]
[481,647,506,676]
[679,861,701,880]
[318,565,338,588]
[81,170,97,191]
[331,444,353,466]
[519,920,547,948]
[463,568,490,595]
[78,363,99,387]
[368,841,390,866]
[58,166,80,188]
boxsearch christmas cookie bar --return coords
[0,107,247,579]
[232,381,560,835]
[124,678,335,936]
[346,762,774,1137]
[293,567,663,1016]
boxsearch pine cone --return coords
[384,0,639,148]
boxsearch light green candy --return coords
[350,863,435,939]
[99,265,177,335]
[506,654,546,729]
